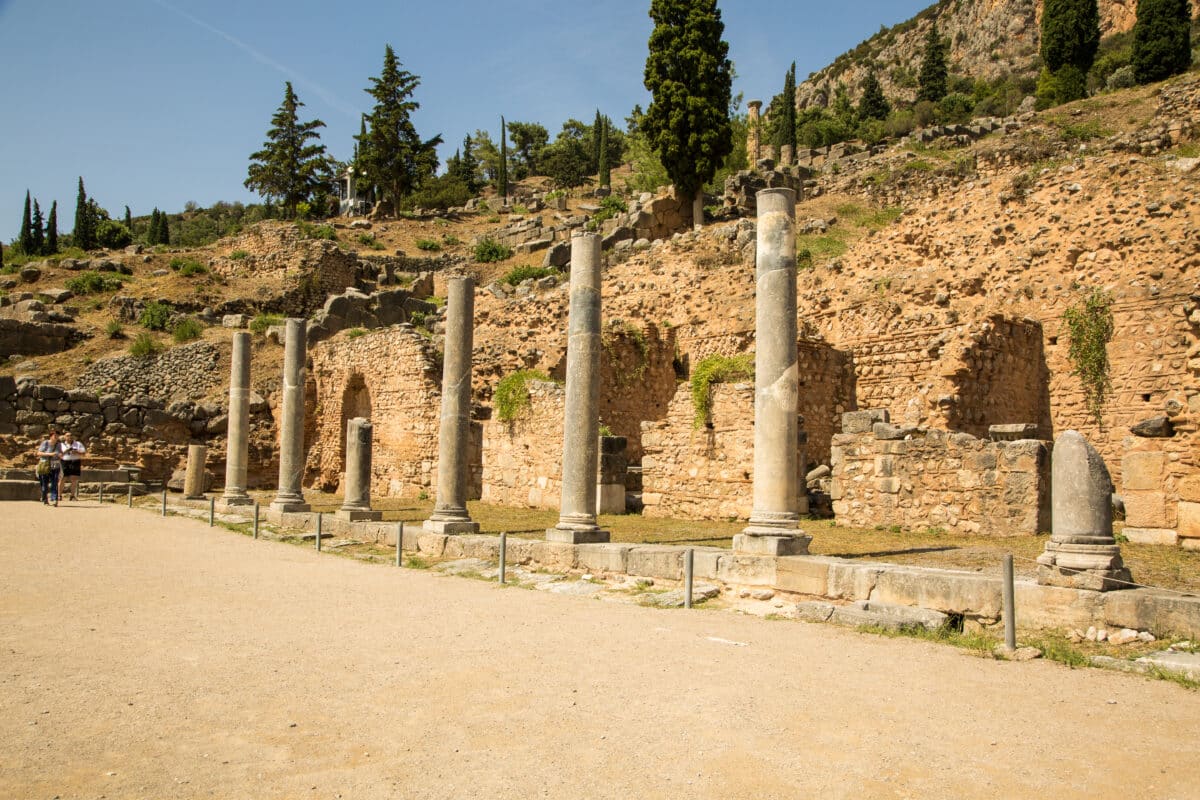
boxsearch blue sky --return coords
[0,0,930,242]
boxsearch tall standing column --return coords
[747,100,763,166]
[221,332,252,507]
[547,233,610,544]
[338,417,382,521]
[270,318,310,513]
[734,188,811,556]
[183,444,207,500]
[424,276,479,534]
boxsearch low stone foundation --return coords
[175,499,1200,640]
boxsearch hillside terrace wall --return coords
[830,418,1051,537]
[479,380,564,510]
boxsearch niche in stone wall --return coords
[946,316,1052,439]
[339,373,373,470]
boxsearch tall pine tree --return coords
[358,46,442,214]
[858,70,891,120]
[917,22,949,103]
[159,212,170,246]
[19,191,34,255]
[598,116,611,188]
[643,0,733,226]
[30,201,44,256]
[1040,0,1100,104]
[74,177,96,251]
[592,109,604,174]
[245,82,329,218]
[1131,0,1193,84]
[124,205,132,234]
[498,116,508,201]
[772,62,798,151]
[45,201,58,255]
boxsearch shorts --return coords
[62,460,81,477]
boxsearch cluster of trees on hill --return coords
[763,0,1194,151]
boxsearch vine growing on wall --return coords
[1063,288,1114,427]
[494,369,552,424]
[689,353,754,429]
[602,320,649,386]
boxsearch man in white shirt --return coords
[59,430,86,501]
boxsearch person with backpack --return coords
[58,430,86,501]
[33,430,62,506]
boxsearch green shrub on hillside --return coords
[249,313,284,334]
[473,237,513,263]
[64,271,123,295]
[139,301,172,331]
[129,332,162,357]
[502,265,556,286]
[171,317,204,342]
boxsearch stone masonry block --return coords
[691,548,725,581]
[1014,583,1104,632]
[1179,476,1200,503]
[627,546,684,580]
[1177,502,1200,539]
[716,554,777,587]
[774,557,832,595]
[1122,527,1179,546]
[841,409,889,434]
[575,543,633,574]
[1122,451,1166,492]
[826,563,882,600]
[869,567,1002,617]
[530,541,577,572]
[1124,492,1175,529]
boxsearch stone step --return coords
[795,600,949,631]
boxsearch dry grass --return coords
[248,490,1200,594]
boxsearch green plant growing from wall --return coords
[689,353,754,429]
[603,320,650,386]
[1063,288,1114,427]
[494,369,553,424]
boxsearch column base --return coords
[734,531,812,556]
[1037,541,1132,591]
[270,499,311,513]
[423,518,479,534]
[183,493,206,501]
[217,495,253,511]
[338,508,383,522]
[546,526,611,544]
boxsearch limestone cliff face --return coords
[792,0,1197,110]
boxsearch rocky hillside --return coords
[794,0,1200,109]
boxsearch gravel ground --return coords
[2,500,1199,799]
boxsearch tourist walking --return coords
[33,431,62,506]
[59,430,86,501]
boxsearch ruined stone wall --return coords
[479,380,564,510]
[308,326,441,498]
[798,339,856,468]
[830,422,1051,537]
[944,316,1052,438]
[596,322,677,463]
[641,382,755,521]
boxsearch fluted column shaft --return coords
[221,332,252,506]
[271,318,310,512]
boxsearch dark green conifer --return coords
[858,70,891,120]
[19,191,33,255]
[1131,0,1194,84]
[45,201,58,255]
[598,116,611,188]
[74,177,96,251]
[31,200,44,256]
[643,0,733,216]
[918,22,949,103]
[1040,0,1100,103]
[498,116,508,201]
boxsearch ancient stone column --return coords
[1037,430,1132,591]
[547,233,610,544]
[183,444,207,500]
[338,417,382,522]
[734,188,811,556]
[270,319,310,513]
[221,332,252,507]
[780,144,794,168]
[747,100,763,166]
[424,276,479,534]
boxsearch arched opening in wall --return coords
[340,374,372,473]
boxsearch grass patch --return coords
[297,221,337,241]
[249,313,284,335]
[64,271,123,295]
[502,264,556,286]
[1022,631,1091,668]
[859,622,999,658]
[171,317,204,342]
[415,238,442,252]
[1047,116,1112,142]
[441,234,461,247]
[346,328,367,339]
[835,203,904,230]
[229,249,250,260]
[170,257,207,277]
[129,332,162,357]
[105,320,125,339]
[474,237,513,263]
[357,233,385,250]
[795,234,848,265]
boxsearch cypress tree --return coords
[73,177,96,251]
[358,46,443,213]
[598,116,611,188]
[124,205,132,233]
[917,22,949,103]
[498,116,508,202]
[159,212,170,246]
[31,200,44,256]
[858,70,891,120]
[773,62,798,150]
[45,201,58,255]
[1040,0,1100,104]
[643,0,733,219]
[1132,0,1194,84]
[19,191,33,255]
[244,82,329,218]
[592,109,603,174]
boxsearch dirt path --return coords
[2,501,1198,799]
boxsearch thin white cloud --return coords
[147,0,360,120]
